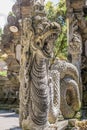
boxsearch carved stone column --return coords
[19,17,33,126]
[19,1,61,130]
[66,0,87,115]
[69,32,82,73]
[66,0,84,100]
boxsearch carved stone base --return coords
[48,121,68,130]
[22,119,49,130]
[22,120,68,130]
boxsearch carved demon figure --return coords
[19,1,81,130]
[19,2,61,130]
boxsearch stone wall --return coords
[66,0,87,108]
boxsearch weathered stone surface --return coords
[51,59,81,119]
[12,2,20,19]
[68,119,78,127]
[75,120,87,130]
[22,120,68,130]
[0,76,19,104]
[0,0,21,106]
[71,1,85,10]
[19,1,62,130]
[66,0,87,115]
[7,15,17,25]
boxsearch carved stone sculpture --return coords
[19,2,61,130]
[67,0,87,110]
[69,31,82,74]
[51,59,81,119]
[48,70,63,123]
[66,0,83,102]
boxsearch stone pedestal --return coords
[22,120,68,130]
[45,121,68,130]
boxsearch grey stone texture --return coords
[19,1,61,129]
[66,0,87,108]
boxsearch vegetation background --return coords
[45,0,67,60]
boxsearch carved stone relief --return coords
[66,0,87,111]
[19,1,61,130]
[51,59,81,119]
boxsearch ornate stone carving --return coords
[0,76,19,104]
[66,0,83,73]
[66,0,87,115]
[51,59,81,119]
[19,2,61,130]
[48,70,62,123]
[0,0,22,105]
[66,1,83,103]
[69,31,82,73]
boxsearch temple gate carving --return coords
[66,0,87,110]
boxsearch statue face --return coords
[42,39,54,58]
[32,2,61,59]
[42,34,57,58]
[69,32,82,55]
[34,33,57,58]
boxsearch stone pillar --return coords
[19,1,61,130]
[66,0,84,100]
[68,32,82,74]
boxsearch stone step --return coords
[46,121,68,130]
[58,121,68,130]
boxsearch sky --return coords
[0,0,58,28]
[0,0,14,27]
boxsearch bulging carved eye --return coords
[34,39,42,49]
[37,42,40,46]
[35,40,42,49]
[44,41,48,47]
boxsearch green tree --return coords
[45,0,67,60]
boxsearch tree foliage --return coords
[45,0,67,60]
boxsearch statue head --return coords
[31,2,61,58]
[69,32,82,55]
